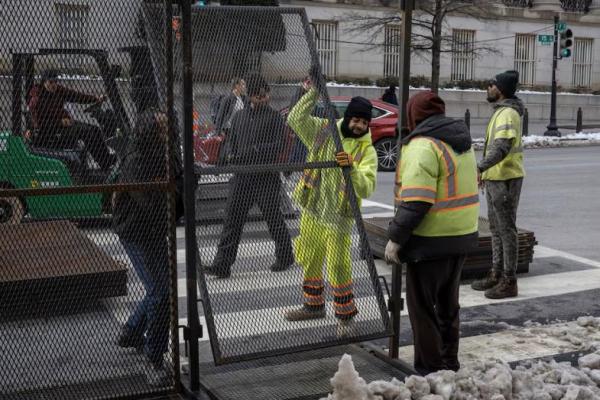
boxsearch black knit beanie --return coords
[494,70,519,98]
[344,96,373,122]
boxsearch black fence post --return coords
[523,108,529,136]
[577,107,583,132]
[465,109,470,132]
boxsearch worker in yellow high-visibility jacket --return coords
[471,70,525,300]
[385,91,479,375]
[285,80,378,337]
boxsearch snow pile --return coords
[472,133,600,150]
[321,317,600,400]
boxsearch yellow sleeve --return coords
[399,143,439,204]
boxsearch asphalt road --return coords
[369,146,600,261]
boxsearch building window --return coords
[384,24,402,78]
[312,20,338,78]
[451,29,475,81]
[572,38,593,88]
[55,3,90,70]
[514,34,536,86]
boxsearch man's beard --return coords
[487,94,498,103]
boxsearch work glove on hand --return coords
[384,240,402,265]
[335,151,353,167]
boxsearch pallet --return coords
[0,220,127,317]
[364,217,537,279]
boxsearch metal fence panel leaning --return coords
[182,6,391,365]
[0,1,180,398]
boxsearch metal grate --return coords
[0,1,180,399]
[514,33,536,86]
[572,37,594,88]
[451,29,475,81]
[383,24,402,78]
[312,20,338,79]
[179,6,391,365]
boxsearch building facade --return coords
[282,0,600,89]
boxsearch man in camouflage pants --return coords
[471,70,525,299]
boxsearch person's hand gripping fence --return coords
[335,151,353,167]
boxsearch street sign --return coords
[557,21,567,32]
[538,34,554,45]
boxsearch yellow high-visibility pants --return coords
[294,213,357,320]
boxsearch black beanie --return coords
[245,73,270,97]
[344,96,373,122]
[41,69,59,81]
[494,70,519,98]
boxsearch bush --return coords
[443,79,489,90]
[375,75,431,88]
[331,76,373,86]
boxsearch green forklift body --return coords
[0,131,102,218]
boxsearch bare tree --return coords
[344,0,500,93]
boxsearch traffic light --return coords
[559,28,573,58]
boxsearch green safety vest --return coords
[482,107,525,181]
[395,137,479,237]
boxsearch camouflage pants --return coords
[485,178,523,277]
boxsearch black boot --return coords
[117,325,144,351]
[270,259,294,272]
[471,269,501,291]
[485,276,518,299]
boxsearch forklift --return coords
[0,46,160,224]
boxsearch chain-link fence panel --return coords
[0,1,180,398]
[179,6,391,365]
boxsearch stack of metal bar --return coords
[364,216,537,279]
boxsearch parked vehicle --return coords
[194,96,399,171]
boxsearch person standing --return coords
[214,77,247,164]
[205,74,294,278]
[113,109,182,386]
[27,69,115,170]
[381,85,398,105]
[471,70,525,299]
[284,80,378,337]
[385,91,479,375]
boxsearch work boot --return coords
[204,265,231,279]
[336,319,355,339]
[485,276,518,299]
[117,325,144,351]
[270,260,294,272]
[284,306,326,321]
[471,269,501,291]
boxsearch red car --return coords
[194,97,399,171]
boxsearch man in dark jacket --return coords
[385,91,479,375]
[113,109,182,386]
[27,69,115,170]
[205,74,294,278]
[214,77,247,164]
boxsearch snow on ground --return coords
[321,317,600,400]
[472,133,600,150]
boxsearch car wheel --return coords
[374,137,398,172]
[0,197,24,225]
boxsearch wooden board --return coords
[0,221,127,317]
[364,216,537,279]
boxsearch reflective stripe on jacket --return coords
[482,106,525,181]
[397,137,479,237]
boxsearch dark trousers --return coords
[213,173,294,269]
[485,178,523,277]
[406,255,466,375]
[36,121,115,170]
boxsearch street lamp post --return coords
[544,15,562,137]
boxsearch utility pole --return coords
[544,15,561,137]
[389,0,414,361]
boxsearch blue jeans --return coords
[122,240,170,364]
